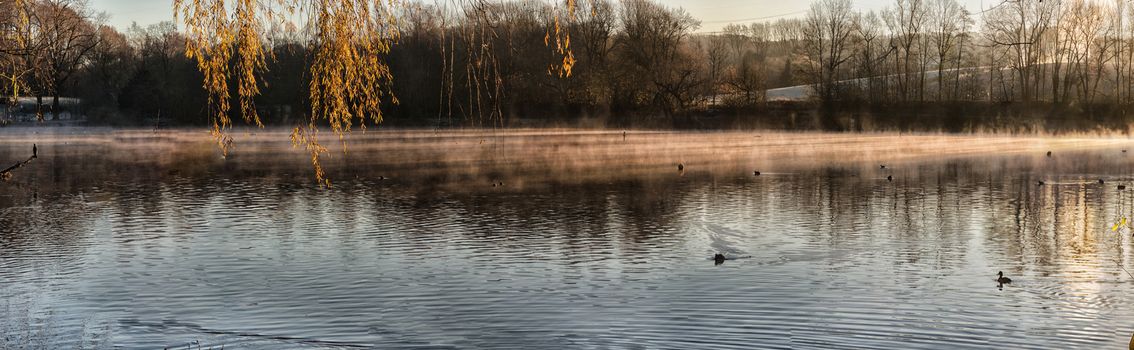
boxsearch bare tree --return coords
[982,0,1058,102]
[1120,0,1134,104]
[704,34,728,105]
[27,0,100,119]
[929,0,968,101]
[1062,0,1114,104]
[80,25,132,111]
[772,17,805,48]
[853,11,890,103]
[747,22,771,60]
[884,0,928,102]
[1049,1,1071,104]
[725,52,766,107]
[801,0,857,103]
[0,0,40,110]
[615,0,701,118]
[1112,0,1126,103]
[570,0,616,107]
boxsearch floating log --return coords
[1,144,38,181]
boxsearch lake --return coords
[2,128,1134,349]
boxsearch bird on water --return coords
[714,253,726,265]
[32,144,37,158]
[996,271,1012,284]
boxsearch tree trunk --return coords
[52,94,60,121]
[35,95,43,121]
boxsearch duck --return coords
[714,253,726,265]
[1046,151,1052,157]
[754,171,761,176]
[996,271,1012,284]
[1037,180,1045,186]
[887,175,893,182]
[1100,179,1106,184]
[678,163,685,171]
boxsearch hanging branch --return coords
[173,0,401,187]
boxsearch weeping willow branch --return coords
[174,0,400,186]
[547,0,577,78]
[173,0,577,185]
[437,0,578,128]
[3,0,34,107]
[174,0,259,156]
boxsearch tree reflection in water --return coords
[1,129,1133,348]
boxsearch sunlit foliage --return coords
[172,0,583,185]
[174,0,401,186]
[546,0,576,78]
[1,0,35,108]
[2,0,100,120]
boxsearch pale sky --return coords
[89,0,994,33]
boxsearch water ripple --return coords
[3,134,1134,349]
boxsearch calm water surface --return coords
[2,129,1134,349]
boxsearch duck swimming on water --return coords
[997,271,1012,284]
[714,253,726,265]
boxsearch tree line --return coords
[1,0,205,125]
[799,0,1134,107]
[5,0,1134,129]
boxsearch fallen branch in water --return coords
[1,144,37,181]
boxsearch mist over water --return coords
[2,128,1134,349]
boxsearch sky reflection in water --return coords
[1,129,1134,349]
